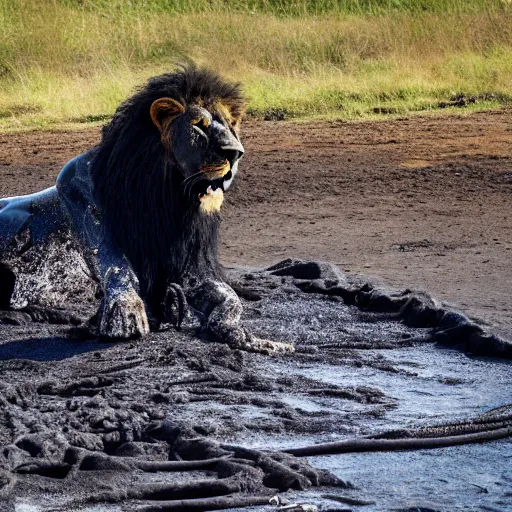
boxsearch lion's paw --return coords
[98,288,149,340]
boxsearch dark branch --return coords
[284,426,512,457]
[134,495,273,511]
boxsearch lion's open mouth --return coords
[182,159,233,202]
[198,170,232,197]
[196,164,232,214]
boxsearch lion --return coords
[0,65,291,353]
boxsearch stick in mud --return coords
[284,426,512,457]
[135,495,274,512]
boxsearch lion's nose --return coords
[221,149,242,169]
[221,139,244,168]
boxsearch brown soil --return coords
[0,110,511,337]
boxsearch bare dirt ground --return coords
[0,109,511,337]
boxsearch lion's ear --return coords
[150,98,185,133]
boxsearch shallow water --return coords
[311,440,512,511]
[237,278,512,511]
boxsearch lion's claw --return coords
[161,282,188,328]
[241,329,294,354]
[219,326,294,354]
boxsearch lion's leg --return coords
[0,199,24,310]
[0,187,78,326]
[0,197,31,257]
[185,278,293,354]
[56,152,149,339]
[0,263,15,309]
[0,186,66,253]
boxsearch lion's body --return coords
[0,67,238,336]
[0,66,292,353]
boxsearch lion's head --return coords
[150,93,244,214]
[94,64,245,213]
[90,65,246,310]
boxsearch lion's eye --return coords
[191,118,210,133]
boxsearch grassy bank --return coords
[0,0,511,130]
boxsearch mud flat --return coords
[0,260,511,512]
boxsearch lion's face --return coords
[150,98,244,214]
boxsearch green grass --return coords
[0,0,511,130]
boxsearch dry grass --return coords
[0,0,511,130]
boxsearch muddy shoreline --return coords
[0,111,511,511]
[0,260,511,511]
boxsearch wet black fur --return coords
[90,65,245,316]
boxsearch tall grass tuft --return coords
[0,0,511,129]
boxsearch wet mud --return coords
[0,260,511,512]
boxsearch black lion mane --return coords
[90,65,245,314]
